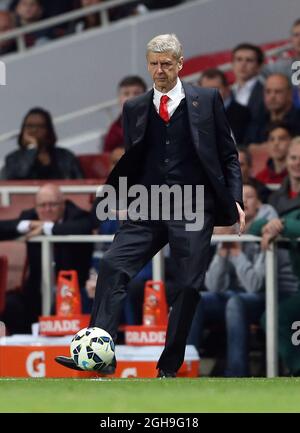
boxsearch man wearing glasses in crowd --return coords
[0,183,93,333]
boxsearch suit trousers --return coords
[90,193,215,372]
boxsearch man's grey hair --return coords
[146,34,183,60]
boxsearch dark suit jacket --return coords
[0,219,19,241]
[247,106,300,144]
[226,98,251,144]
[247,80,265,121]
[268,177,300,216]
[105,83,243,226]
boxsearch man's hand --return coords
[261,232,276,251]
[29,221,43,230]
[25,221,43,239]
[260,218,283,251]
[85,274,97,299]
[26,225,43,239]
[236,202,245,236]
[23,132,38,148]
[262,218,283,237]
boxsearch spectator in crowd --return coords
[199,68,251,143]
[103,76,147,153]
[13,0,51,47]
[9,0,74,39]
[250,136,300,247]
[188,182,298,376]
[0,183,94,332]
[0,10,16,55]
[41,0,75,39]
[255,122,293,185]
[3,107,83,180]
[231,43,265,122]
[249,74,300,144]
[9,0,74,17]
[248,137,300,376]
[72,0,104,33]
[263,18,300,81]
[238,145,271,202]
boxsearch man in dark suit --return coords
[247,74,300,144]
[199,68,251,144]
[56,34,245,377]
[231,43,265,124]
[0,183,93,332]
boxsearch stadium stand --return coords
[1,0,300,380]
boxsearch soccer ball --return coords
[70,327,115,371]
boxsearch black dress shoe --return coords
[157,369,176,378]
[55,356,83,371]
[54,355,117,374]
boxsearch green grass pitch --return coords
[0,378,300,412]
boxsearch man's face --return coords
[264,75,292,113]
[200,76,229,100]
[243,185,260,221]
[36,189,65,222]
[147,51,183,93]
[286,143,300,180]
[232,49,261,82]
[238,151,250,181]
[291,23,300,56]
[118,85,145,109]
[268,127,291,161]
[16,0,42,22]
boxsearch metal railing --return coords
[0,183,281,207]
[29,233,279,378]
[0,183,103,206]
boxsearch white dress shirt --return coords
[232,76,260,106]
[17,220,54,235]
[153,78,185,118]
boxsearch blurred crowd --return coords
[0,0,185,54]
[0,12,300,378]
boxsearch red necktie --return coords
[159,95,170,123]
